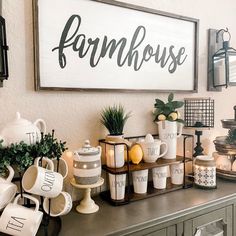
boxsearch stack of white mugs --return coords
[0,157,72,236]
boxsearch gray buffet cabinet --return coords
[60,178,236,236]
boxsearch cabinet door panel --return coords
[145,228,166,236]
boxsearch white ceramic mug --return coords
[0,194,43,236]
[170,163,184,185]
[132,169,148,194]
[139,139,168,163]
[152,166,169,189]
[0,166,18,210]
[109,173,126,200]
[43,191,72,217]
[22,157,63,198]
[157,120,183,159]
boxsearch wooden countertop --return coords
[59,178,236,236]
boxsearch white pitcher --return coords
[157,120,183,159]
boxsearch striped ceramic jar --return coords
[73,140,101,185]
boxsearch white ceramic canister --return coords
[194,155,216,189]
[73,140,101,185]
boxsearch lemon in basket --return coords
[129,144,143,164]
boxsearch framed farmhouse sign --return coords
[33,0,199,92]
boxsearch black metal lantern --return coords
[212,28,236,88]
[0,15,8,86]
[184,98,214,157]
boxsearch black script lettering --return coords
[154,45,171,68]
[100,37,127,67]
[73,34,90,58]
[143,44,154,62]
[52,15,82,68]
[121,26,146,71]
[52,14,188,73]
[87,38,100,67]
[6,216,26,232]
[177,47,187,65]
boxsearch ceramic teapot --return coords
[73,140,102,185]
[0,112,46,146]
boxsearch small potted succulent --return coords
[101,105,131,201]
[153,93,184,159]
[101,104,131,168]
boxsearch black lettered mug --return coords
[22,157,63,198]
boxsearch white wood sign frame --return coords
[33,0,199,92]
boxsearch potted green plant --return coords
[101,104,131,168]
[153,93,184,160]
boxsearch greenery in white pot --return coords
[100,105,131,135]
[153,93,185,124]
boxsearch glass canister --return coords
[194,155,216,189]
[73,140,101,185]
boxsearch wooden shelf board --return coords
[102,156,192,174]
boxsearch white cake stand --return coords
[70,177,104,214]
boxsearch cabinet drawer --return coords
[184,206,233,236]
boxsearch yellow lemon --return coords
[168,112,178,121]
[158,114,166,121]
[129,144,143,164]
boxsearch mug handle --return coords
[177,122,183,138]
[34,119,47,134]
[14,194,40,212]
[34,157,54,171]
[5,165,15,182]
[158,142,168,158]
[56,158,68,179]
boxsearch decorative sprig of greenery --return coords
[101,105,131,135]
[0,130,67,175]
[226,129,236,144]
[153,93,185,123]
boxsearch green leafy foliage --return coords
[226,129,236,144]
[101,104,131,135]
[0,130,67,176]
[153,93,184,123]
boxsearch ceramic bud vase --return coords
[105,135,125,168]
[157,120,183,159]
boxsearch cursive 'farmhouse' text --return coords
[52,15,187,73]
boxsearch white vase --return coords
[157,120,183,159]
[105,135,125,168]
